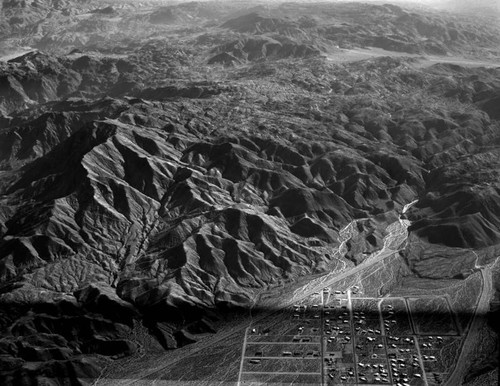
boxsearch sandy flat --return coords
[325,47,500,68]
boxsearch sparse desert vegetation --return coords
[0,0,499,385]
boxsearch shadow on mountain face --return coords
[0,297,497,384]
[0,2,500,385]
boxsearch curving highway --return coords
[112,204,416,386]
[445,265,494,386]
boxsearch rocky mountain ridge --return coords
[0,0,500,384]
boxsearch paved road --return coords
[113,214,411,386]
[115,205,491,386]
[445,265,494,386]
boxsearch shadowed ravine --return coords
[1,1,500,385]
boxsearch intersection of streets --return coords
[239,287,461,386]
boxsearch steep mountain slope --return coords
[219,3,500,57]
[1,54,499,382]
[1,1,500,385]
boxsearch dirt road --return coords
[445,265,494,386]
[113,212,412,386]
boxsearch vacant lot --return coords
[408,297,459,336]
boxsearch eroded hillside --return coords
[0,1,500,385]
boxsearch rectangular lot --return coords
[240,372,321,385]
[408,297,459,336]
[325,296,349,308]
[325,370,357,385]
[352,298,379,315]
[242,358,322,374]
[381,298,414,335]
[325,337,349,352]
[356,317,382,332]
[245,343,320,358]
[249,318,322,337]
[247,335,322,343]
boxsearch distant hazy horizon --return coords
[156,0,499,14]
